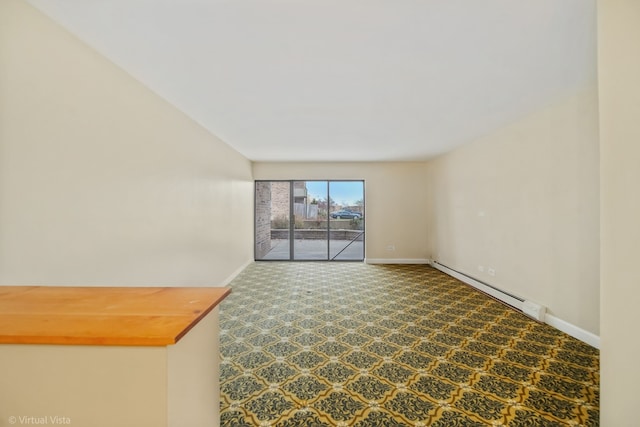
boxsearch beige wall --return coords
[598,0,640,423]
[252,162,429,262]
[427,87,600,336]
[0,0,254,286]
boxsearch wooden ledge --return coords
[0,286,231,346]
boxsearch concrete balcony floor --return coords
[260,239,364,261]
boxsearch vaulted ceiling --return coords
[27,0,596,162]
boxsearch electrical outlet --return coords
[488,268,496,276]
[386,245,396,252]
[478,265,485,273]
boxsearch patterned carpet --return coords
[219,263,599,426]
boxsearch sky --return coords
[305,181,363,206]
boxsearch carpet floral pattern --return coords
[219,263,599,426]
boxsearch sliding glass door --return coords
[255,180,364,261]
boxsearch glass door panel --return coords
[329,181,364,260]
[294,181,328,260]
[255,181,291,260]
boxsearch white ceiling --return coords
[28,0,596,162]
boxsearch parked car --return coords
[331,210,362,219]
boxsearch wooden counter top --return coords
[0,286,231,346]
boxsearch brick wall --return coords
[271,182,290,221]
[255,182,272,259]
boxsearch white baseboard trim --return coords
[545,314,600,349]
[221,259,253,286]
[365,258,431,265]
[431,261,600,349]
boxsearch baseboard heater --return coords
[431,261,546,322]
